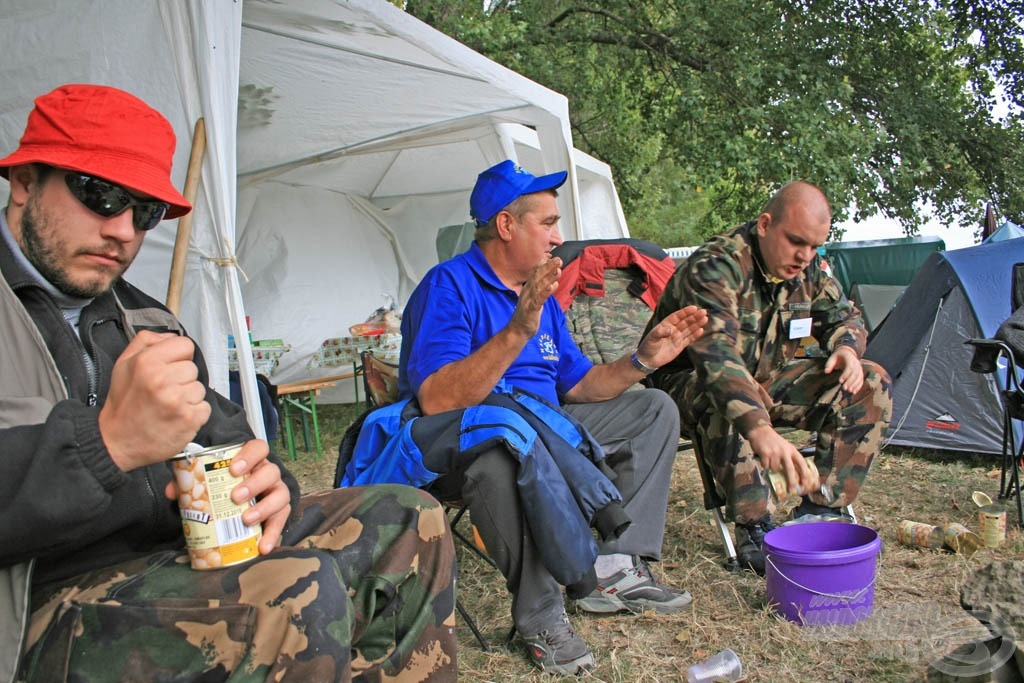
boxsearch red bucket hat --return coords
[0,84,191,218]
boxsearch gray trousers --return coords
[447,389,679,635]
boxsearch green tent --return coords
[822,236,945,331]
[823,236,946,293]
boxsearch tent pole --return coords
[166,117,207,316]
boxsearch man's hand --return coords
[634,305,709,369]
[825,345,864,394]
[508,256,562,339]
[747,425,820,495]
[99,330,211,471]
[163,439,292,554]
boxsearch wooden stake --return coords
[166,117,207,315]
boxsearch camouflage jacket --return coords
[646,221,866,436]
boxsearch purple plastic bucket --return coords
[764,523,882,626]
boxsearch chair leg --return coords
[447,505,497,568]
[1012,440,1024,528]
[307,392,323,459]
[281,400,297,461]
[712,506,741,573]
[996,401,1024,527]
[455,598,491,652]
[504,624,517,649]
[690,438,743,571]
[445,503,508,651]
[999,404,1014,501]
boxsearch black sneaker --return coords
[784,498,854,525]
[735,516,777,576]
[521,611,595,675]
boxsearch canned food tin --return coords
[767,459,820,502]
[897,520,944,549]
[172,443,261,570]
[978,506,1007,548]
[972,491,1008,549]
[942,523,984,557]
[767,470,789,501]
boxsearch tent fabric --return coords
[0,0,632,426]
[435,222,476,262]
[822,236,945,294]
[865,238,1024,454]
[984,221,1024,243]
[849,284,906,331]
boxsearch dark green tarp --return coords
[823,236,945,294]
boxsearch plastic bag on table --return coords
[349,294,401,336]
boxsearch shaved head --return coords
[762,181,832,227]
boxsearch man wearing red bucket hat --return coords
[646,181,893,576]
[0,84,457,682]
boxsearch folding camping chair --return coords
[685,436,740,572]
[685,430,856,571]
[360,349,400,409]
[965,262,1024,528]
[966,336,1024,528]
[350,350,503,651]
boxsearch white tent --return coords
[0,0,629,434]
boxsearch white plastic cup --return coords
[686,648,743,683]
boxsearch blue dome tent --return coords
[866,238,1024,454]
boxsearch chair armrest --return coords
[964,338,1007,350]
[965,338,1013,374]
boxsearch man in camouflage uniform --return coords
[646,181,892,575]
[0,84,456,682]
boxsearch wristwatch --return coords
[630,351,657,375]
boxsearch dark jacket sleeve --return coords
[0,398,133,565]
[0,349,300,569]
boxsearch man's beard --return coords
[20,197,127,299]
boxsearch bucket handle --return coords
[764,556,874,603]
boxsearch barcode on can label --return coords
[216,513,259,545]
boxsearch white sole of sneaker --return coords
[576,594,693,615]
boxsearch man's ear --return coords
[756,212,772,238]
[6,164,37,207]
[494,210,516,242]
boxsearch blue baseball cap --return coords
[469,160,568,224]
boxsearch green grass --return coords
[283,403,1023,682]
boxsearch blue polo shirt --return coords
[399,242,593,405]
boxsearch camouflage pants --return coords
[21,485,457,682]
[660,358,892,524]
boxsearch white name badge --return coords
[789,317,812,339]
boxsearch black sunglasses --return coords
[64,172,170,231]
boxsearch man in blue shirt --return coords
[400,160,708,675]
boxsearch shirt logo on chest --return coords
[537,334,559,361]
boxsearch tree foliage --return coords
[404,0,1024,245]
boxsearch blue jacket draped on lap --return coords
[338,387,630,591]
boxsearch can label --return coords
[978,506,1007,548]
[172,443,261,570]
[897,520,944,549]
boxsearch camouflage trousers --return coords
[21,485,457,682]
[660,358,892,524]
